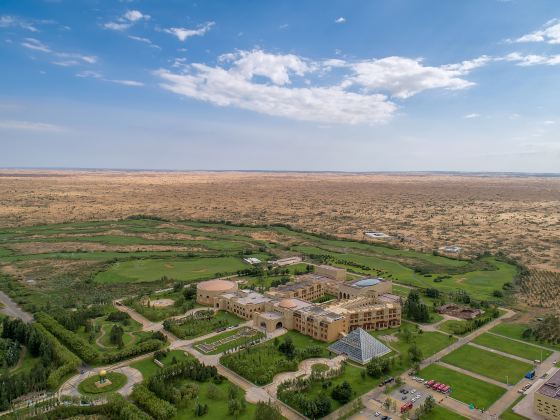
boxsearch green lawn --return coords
[173,378,257,420]
[421,405,467,420]
[78,372,127,395]
[95,256,249,283]
[131,350,191,379]
[473,333,552,362]
[381,329,457,362]
[442,345,533,385]
[418,364,506,409]
[438,320,469,336]
[194,327,265,355]
[490,323,560,351]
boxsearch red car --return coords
[400,402,413,413]
[437,383,447,392]
[431,382,441,390]
[425,380,434,387]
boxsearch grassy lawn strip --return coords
[442,345,533,385]
[472,333,552,362]
[490,323,560,351]
[437,320,469,336]
[194,327,265,355]
[380,328,457,361]
[131,350,191,380]
[78,372,127,394]
[418,364,506,409]
[421,405,468,420]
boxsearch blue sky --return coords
[0,0,559,172]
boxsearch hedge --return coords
[131,384,177,420]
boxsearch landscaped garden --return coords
[78,371,127,395]
[220,331,330,385]
[472,333,552,361]
[163,310,243,339]
[441,344,533,385]
[418,364,507,409]
[194,327,265,355]
[131,350,191,379]
[124,284,199,322]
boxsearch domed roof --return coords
[197,279,236,292]
[278,298,298,309]
[354,278,381,287]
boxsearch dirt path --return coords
[9,346,27,372]
[0,290,33,322]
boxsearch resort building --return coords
[197,279,238,305]
[196,266,402,342]
[269,256,302,266]
[315,264,347,281]
[534,369,560,419]
[329,328,391,364]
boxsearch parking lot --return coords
[389,382,430,414]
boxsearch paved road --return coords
[0,290,33,322]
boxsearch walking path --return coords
[488,331,559,352]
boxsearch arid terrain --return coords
[1,170,559,275]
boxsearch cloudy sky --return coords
[1,0,559,172]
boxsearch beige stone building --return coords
[534,369,560,419]
[315,264,347,281]
[196,266,402,342]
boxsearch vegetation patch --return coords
[164,310,242,339]
[195,327,265,355]
[473,333,552,361]
[441,344,533,384]
[490,322,560,351]
[418,364,506,409]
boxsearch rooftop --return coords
[198,279,237,292]
[296,304,344,322]
[537,369,560,400]
[351,278,383,288]
[272,298,312,311]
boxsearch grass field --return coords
[78,372,127,395]
[490,323,560,351]
[441,345,533,385]
[437,320,469,335]
[418,364,506,409]
[473,333,552,361]
[130,350,191,379]
[95,256,249,283]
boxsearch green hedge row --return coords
[131,384,177,420]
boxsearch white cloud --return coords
[464,113,481,119]
[124,10,150,22]
[0,120,67,133]
[335,17,346,24]
[154,50,494,125]
[128,35,160,49]
[503,52,560,66]
[513,19,560,44]
[21,38,97,66]
[0,15,38,32]
[218,50,313,85]
[163,21,214,41]
[348,55,489,99]
[103,9,150,31]
[76,70,143,87]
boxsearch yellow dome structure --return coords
[99,369,107,377]
[278,298,298,309]
[197,279,238,305]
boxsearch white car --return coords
[411,389,417,394]
[411,397,417,403]
[416,394,421,398]
[374,412,380,417]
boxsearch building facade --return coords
[534,369,560,419]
